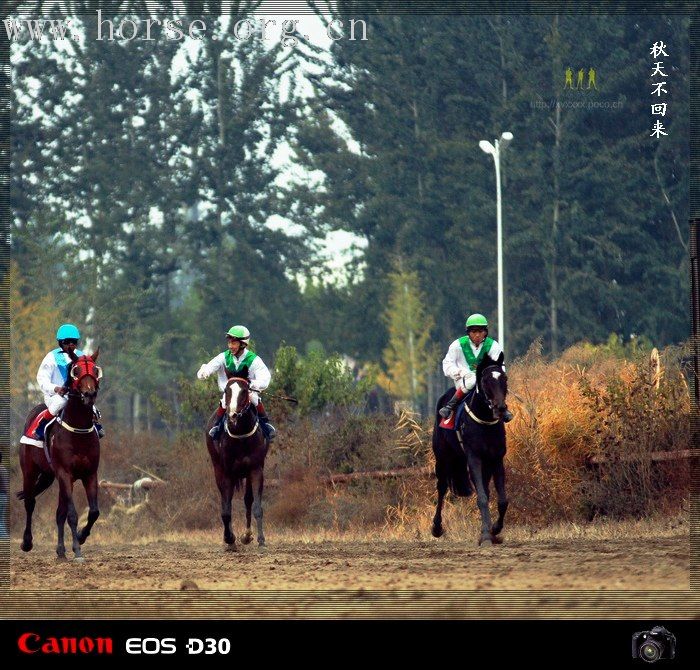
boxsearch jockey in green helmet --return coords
[439,313,514,424]
[196,325,276,442]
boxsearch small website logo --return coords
[564,66,599,90]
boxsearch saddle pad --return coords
[438,390,474,430]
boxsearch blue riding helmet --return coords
[56,323,81,341]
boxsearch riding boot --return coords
[503,408,514,423]
[439,387,466,419]
[93,406,105,438]
[256,401,276,441]
[26,408,55,440]
[208,405,226,440]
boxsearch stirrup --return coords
[261,421,276,441]
[95,423,105,438]
[209,423,222,439]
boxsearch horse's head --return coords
[68,348,102,406]
[224,377,252,428]
[478,363,508,421]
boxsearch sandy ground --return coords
[5,523,694,619]
[10,527,689,592]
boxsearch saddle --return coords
[438,390,474,430]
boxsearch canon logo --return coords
[18,632,113,655]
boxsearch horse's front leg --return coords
[431,467,448,538]
[220,480,235,549]
[21,495,35,552]
[490,459,508,540]
[467,452,493,546]
[63,476,83,560]
[241,478,253,545]
[78,474,100,545]
[249,469,265,547]
[55,473,74,560]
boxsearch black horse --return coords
[432,360,509,546]
[205,377,269,549]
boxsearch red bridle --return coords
[69,355,102,390]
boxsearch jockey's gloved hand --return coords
[196,365,207,380]
[249,382,261,392]
[459,373,476,393]
[58,386,70,396]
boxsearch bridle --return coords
[464,364,507,425]
[68,356,102,403]
[224,377,258,439]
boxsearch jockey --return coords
[439,313,514,423]
[21,323,105,445]
[197,325,276,442]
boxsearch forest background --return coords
[6,2,690,433]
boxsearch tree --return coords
[9,261,61,425]
[378,259,437,410]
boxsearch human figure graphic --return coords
[587,67,598,90]
[576,68,585,89]
[564,67,573,89]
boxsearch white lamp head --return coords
[479,140,495,155]
[500,131,513,150]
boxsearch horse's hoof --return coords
[431,524,444,538]
[78,533,88,545]
[241,532,253,545]
[257,539,266,548]
[73,556,85,563]
[478,536,493,547]
[20,540,33,552]
[225,543,238,552]
[56,554,67,561]
[491,534,504,545]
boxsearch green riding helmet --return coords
[226,325,250,344]
[465,313,488,330]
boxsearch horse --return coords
[432,359,509,546]
[205,376,269,550]
[17,349,102,560]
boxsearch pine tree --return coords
[378,259,437,410]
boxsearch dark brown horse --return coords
[18,350,102,560]
[206,377,268,549]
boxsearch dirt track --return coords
[10,529,688,591]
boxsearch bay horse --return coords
[18,349,102,560]
[432,359,509,546]
[206,377,268,549]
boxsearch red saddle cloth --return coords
[439,413,456,430]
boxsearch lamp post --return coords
[479,131,513,355]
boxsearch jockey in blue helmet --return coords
[20,324,105,446]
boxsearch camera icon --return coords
[632,626,676,663]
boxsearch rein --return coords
[463,364,504,426]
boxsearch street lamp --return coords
[479,131,513,355]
